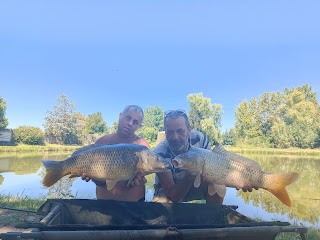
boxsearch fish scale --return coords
[66,146,140,179]
[42,143,168,190]
[172,144,299,207]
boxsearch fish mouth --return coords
[172,159,182,168]
[164,162,170,169]
[144,163,169,174]
[155,162,170,172]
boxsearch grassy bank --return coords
[226,146,320,156]
[0,193,46,212]
[0,144,81,153]
[276,228,320,240]
[1,144,320,156]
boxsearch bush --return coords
[13,126,44,145]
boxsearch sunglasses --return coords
[164,109,187,117]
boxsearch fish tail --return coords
[266,172,299,207]
[42,160,65,187]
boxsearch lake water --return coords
[0,152,319,229]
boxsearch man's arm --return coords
[157,171,195,203]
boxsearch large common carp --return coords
[42,144,168,190]
[172,144,299,207]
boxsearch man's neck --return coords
[116,131,135,140]
[169,144,189,157]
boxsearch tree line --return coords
[0,84,319,148]
[231,84,320,148]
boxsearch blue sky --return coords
[1,1,319,131]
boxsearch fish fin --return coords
[208,183,216,196]
[212,144,261,169]
[106,180,118,191]
[42,160,65,187]
[71,144,103,157]
[266,172,299,207]
[69,173,79,178]
[208,183,226,197]
[212,144,229,155]
[194,172,202,188]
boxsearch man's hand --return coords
[81,172,147,187]
[81,173,106,186]
[236,184,259,192]
[81,173,91,182]
[128,173,147,187]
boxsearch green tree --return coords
[13,126,44,145]
[109,121,118,133]
[85,112,108,135]
[283,84,320,148]
[222,128,237,146]
[269,119,292,148]
[315,128,320,148]
[139,127,159,143]
[188,93,214,131]
[143,106,164,131]
[137,106,164,143]
[72,112,86,145]
[235,99,260,139]
[200,118,220,144]
[257,92,286,136]
[187,93,223,143]
[0,96,9,130]
[44,94,82,145]
[235,84,320,148]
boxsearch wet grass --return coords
[0,193,46,212]
[275,228,320,240]
[253,216,319,240]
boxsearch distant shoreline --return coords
[0,144,81,153]
[1,144,320,156]
[226,146,320,156]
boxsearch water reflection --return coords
[235,154,320,227]
[0,152,319,228]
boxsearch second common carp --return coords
[172,144,299,207]
[42,143,168,190]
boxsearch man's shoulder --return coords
[153,139,169,154]
[190,130,210,149]
[191,130,205,137]
[95,133,116,144]
[190,130,207,141]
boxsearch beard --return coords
[169,139,188,152]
